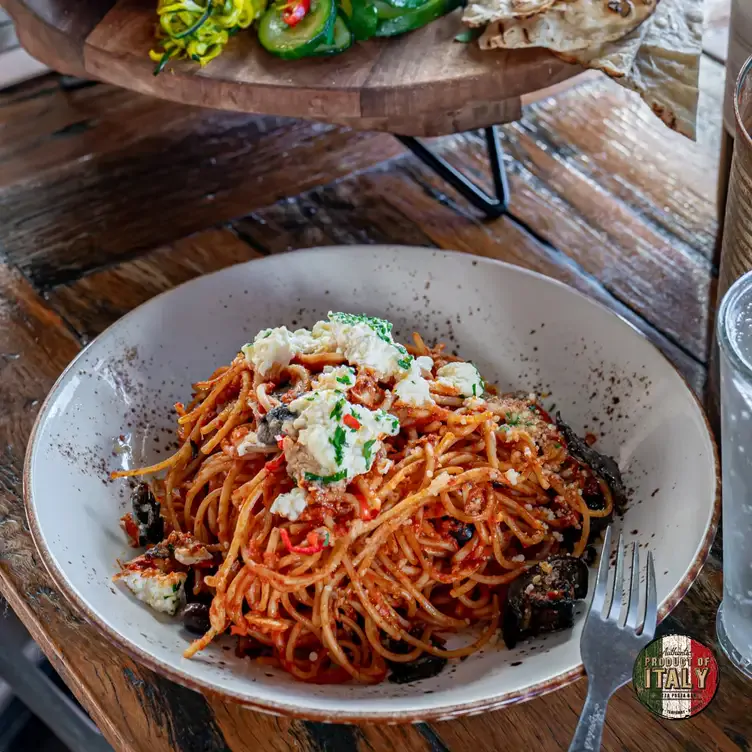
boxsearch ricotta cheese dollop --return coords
[436,362,484,398]
[285,389,399,486]
[270,487,309,520]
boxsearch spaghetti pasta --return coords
[113,313,621,684]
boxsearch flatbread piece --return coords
[467,0,658,53]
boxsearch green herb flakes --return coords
[305,470,347,484]
[329,426,347,465]
[329,312,394,344]
[363,439,377,467]
[330,399,344,421]
[397,355,413,370]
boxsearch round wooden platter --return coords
[3,0,582,136]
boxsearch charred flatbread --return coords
[466,0,658,53]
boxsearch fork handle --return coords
[568,683,611,752]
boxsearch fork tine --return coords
[589,525,612,616]
[624,542,640,629]
[606,533,625,622]
[642,550,658,638]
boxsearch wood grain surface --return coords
[2,0,581,135]
[0,7,743,751]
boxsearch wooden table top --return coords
[0,6,745,751]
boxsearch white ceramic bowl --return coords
[25,246,718,722]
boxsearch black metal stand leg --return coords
[396,126,509,219]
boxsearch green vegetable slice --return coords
[375,0,461,36]
[372,0,403,19]
[311,14,353,54]
[346,0,379,39]
[379,0,430,10]
[258,0,336,59]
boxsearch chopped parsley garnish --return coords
[172,583,180,592]
[330,399,344,421]
[554,442,562,449]
[329,312,394,343]
[305,470,348,484]
[389,416,399,431]
[397,355,413,370]
[472,383,477,397]
[363,439,377,467]
[329,426,347,465]
[336,375,352,385]
[261,329,273,339]
[351,408,362,421]
[305,396,314,402]
[329,312,412,370]
[505,412,521,426]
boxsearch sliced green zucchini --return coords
[347,0,379,39]
[375,0,460,35]
[311,14,353,54]
[379,0,430,11]
[258,0,336,59]
[372,0,403,20]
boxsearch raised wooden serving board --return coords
[2,0,582,135]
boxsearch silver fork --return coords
[568,526,658,752]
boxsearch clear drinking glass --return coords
[718,268,752,678]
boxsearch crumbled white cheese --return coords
[552,531,564,542]
[312,365,356,391]
[121,569,186,616]
[236,430,273,456]
[174,545,213,566]
[241,313,418,381]
[394,359,435,407]
[504,468,520,486]
[511,554,525,562]
[436,362,484,398]
[327,312,411,380]
[270,487,308,520]
[242,326,323,376]
[287,389,399,486]
[415,356,434,374]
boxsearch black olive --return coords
[182,603,211,635]
[130,482,163,545]
[257,405,297,445]
[451,523,475,545]
[555,414,627,515]
[502,555,589,649]
[183,571,213,605]
[440,517,475,545]
[387,653,448,684]
[236,638,274,659]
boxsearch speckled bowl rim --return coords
[23,246,720,724]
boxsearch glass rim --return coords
[718,269,752,381]
[735,55,752,145]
